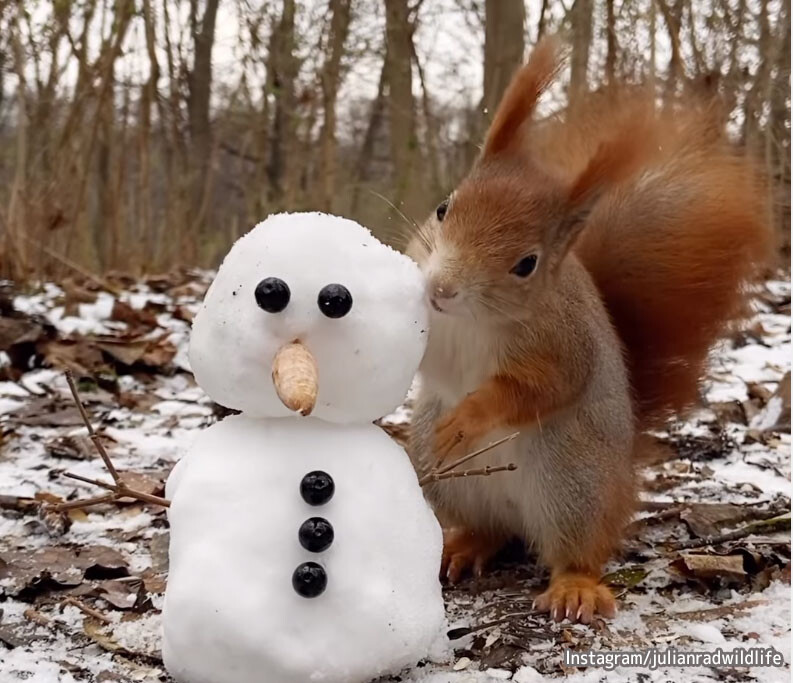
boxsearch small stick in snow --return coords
[51,372,171,512]
[419,432,519,487]
[447,610,541,640]
[61,597,112,624]
[65,371,120,484]
[55,493,118,511]
[670,513,791,550]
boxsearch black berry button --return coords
[299,517,334,553]
[317,284,352,318]
[292,561,327,598]
[300,471,334,506]
[255,277,290,313]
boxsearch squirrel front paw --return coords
[534,571,617,624]
[434,411,473,461]
[434,402,491,461]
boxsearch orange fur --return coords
[410,40,772,624]
[574,145,772,422]
[533,94,773,421]
[434,358,585,462]
[440,527,508,584]
[483,38,561,158]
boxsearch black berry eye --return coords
[510,255,538,278]
[255,277,290,313]
[436,199,449,222]
[318,284,352,318]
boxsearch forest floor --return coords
[0,273,790,683]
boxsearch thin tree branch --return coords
[52,372,171,511]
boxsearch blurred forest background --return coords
[0,0,789,280]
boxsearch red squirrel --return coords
[407,39,772,623]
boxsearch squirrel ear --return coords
[482,38,561,158]
[552,119,658,257]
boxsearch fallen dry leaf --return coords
[680,503,756,539]
[0,546,128,597]
[671,552,747,584]
[110,300,158,330]
[46,433,97,460]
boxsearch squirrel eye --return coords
[510,255,538,278]
[436,199,449,222]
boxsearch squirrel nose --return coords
[433,284,458,300]
[429,283,458,312]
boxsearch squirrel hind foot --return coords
[440,527,506,584]
[533,571,616,624]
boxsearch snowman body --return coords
[163,416,445,683]
[162,213,446,683]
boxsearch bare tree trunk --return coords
[6,1,28,277]
[483,0,525,120]
[649,0,657,92]
[63,0,132,266]
[266,0,298,210]
[187,0,220,243]
[536,0,550,39]
[569,0,593,107]
[350,52,387,215]
[605,0,617,86]
[767,0,790,246]
[384,0,418,214]
[657,0,684,99]
[410,34,443,198]
[743,0,772,149]
[139,0,160,267]
[720,0,745,116]
[318,0,352,213]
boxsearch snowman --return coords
[162,213,447,683]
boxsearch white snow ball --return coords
[163,415,447,683]
[189,212,429,423]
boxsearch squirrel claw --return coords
[434,415,470,462]
[534,572,616,624]
[440,527,503,584]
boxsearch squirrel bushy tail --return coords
[541,97,774,424]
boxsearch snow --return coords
[163,416,447,683]
[0,272,788,683]
[189,212,429,423]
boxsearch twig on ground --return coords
[61,597,112,624]
[50,372,171,512]
[447,610,540,640]
[65,372,120,483]
[670,513,791,550]
[0,494,38,512]
[419,432,520,487]
[22,608,70,634]
[55,493,118,511]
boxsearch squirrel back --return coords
[531,92,773,423]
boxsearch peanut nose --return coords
[272,341,318,416]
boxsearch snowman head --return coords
[189,213,429,423]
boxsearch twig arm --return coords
[51,372,171,511]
